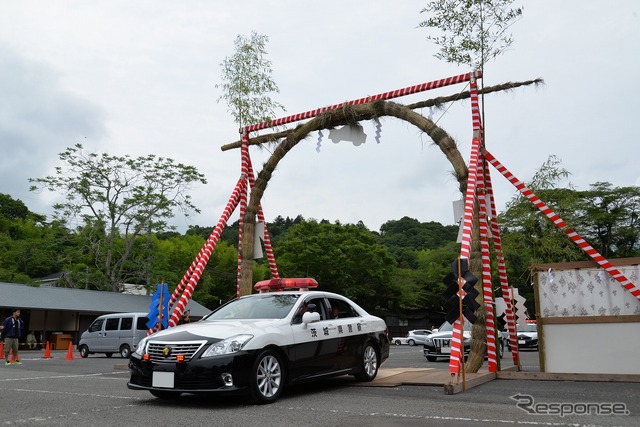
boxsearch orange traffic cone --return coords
[43,341,52,359]
[65,342,74,360]
[0,341,4,356]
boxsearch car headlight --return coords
[424,337,433,345]
[134,337,149,356]
[201,334,253,358]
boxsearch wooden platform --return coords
[497,370,640,383]
[342,367,497,394]
[348,365,640,394]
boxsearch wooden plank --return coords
[540,315,640,325]
[444,372,496,395]
[531,257,640,271]
[497,371,640,383]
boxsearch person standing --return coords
[1,309,24,365]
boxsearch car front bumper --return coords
[423,343,470,359]
[517,337,538,349]
[127,350,257,395]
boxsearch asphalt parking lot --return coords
[1,347,638,427]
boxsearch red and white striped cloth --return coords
[483,148,640,301]
[244,72,481,133]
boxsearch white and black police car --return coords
[127,278,390,404]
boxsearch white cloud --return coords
[0,45,105,216]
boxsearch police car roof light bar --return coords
[254,278,319,293]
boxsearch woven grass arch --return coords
[225,78,541,295]
[220,76,540,373]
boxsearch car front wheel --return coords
[79,345,89,358]
[250,349,284,404]
[408,339,415,346]
[354,343,379,382]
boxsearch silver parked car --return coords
[405,329,432,346]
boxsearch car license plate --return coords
[152,372,175,388]
[518,340,526,345]
[439,339,451,354]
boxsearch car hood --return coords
[517,331,538,338]
[147,319,284,342]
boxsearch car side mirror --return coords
[301,311,321,328]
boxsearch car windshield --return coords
[517,324,537,332]
[204,294,300,320]
[438,321,472,332]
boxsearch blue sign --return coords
[146,283,170,330]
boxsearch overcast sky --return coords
[1,1,638,233]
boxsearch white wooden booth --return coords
[533,257,640,375]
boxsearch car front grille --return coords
[147,341,206,362]
[433,338,451,347]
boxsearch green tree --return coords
[379,216,459,268]
[216,31,285,128]
[29,144,207,291]
[419,0,523,72]
[275,220,398,313]
[0,195,72,283]
[0,193,31,221]
[574,182,640,258]
[413,242,462,308]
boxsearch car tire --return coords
[150,390,182,399]
[354,342,379,382]
[120,344,131,358]
[408,339,415,346]
[426,356,437,362]
[249,349,284,404]
[79,345,89,358]
[394,340,401,345]
[105,353,113,358]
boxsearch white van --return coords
[78,312,149,358]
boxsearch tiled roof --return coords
[0,282,209,317]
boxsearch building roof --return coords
[0,282,210,317]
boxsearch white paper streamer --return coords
[316,130,323,153]
[374,118,382,144]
